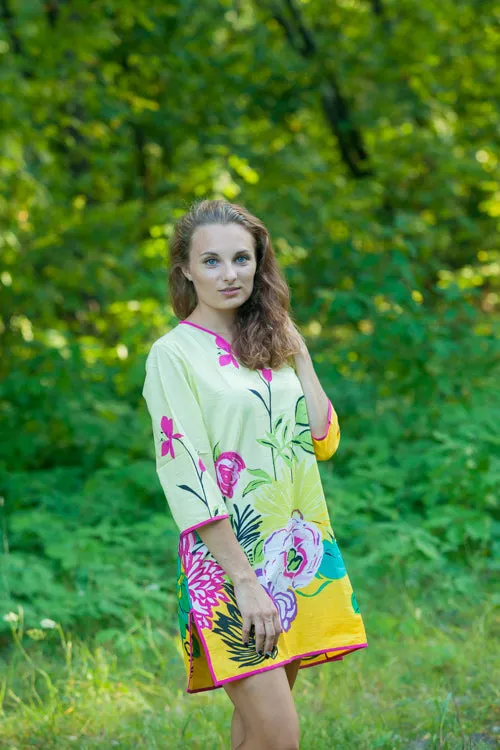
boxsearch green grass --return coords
[0,577,498,750]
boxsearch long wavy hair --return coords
[169,199,301,370]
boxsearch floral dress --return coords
[142,320,368,693]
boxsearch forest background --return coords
[0,1,499,748]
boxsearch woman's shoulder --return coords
[145,324,191,366]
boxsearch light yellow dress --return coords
[142,320,368,692]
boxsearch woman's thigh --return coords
[223,663,300,749]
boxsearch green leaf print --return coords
[351,592,360,613]
[230,503,263,560]
[292,396,316,456]
[248,388,268,410]
[287,548,304,572]
[280,451,294,470]
[242,478,269,497]
[271,417,294,456]
[273,415,284,431]
[257,433,281,450]
[246,468,274,483]
[177,484,206,502]
[294,395,309,427]
[212,441,221,464]
[191,631,201,658]
[241,469,274,497]
[293,430,314,454]
[253,538,264,564]
[176,557,192,642]
[182,629,201,660]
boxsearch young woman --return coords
[142,199,368,750]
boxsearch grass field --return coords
[1,576,498,749]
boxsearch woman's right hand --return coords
[193,517,283,654]
[233,579,282,655]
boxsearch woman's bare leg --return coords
[230,659,301,748]
[231,707,245,748]
[226,659,302,750]
[230,658,302,748]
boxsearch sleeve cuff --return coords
[179,513,230,538]
[311,399,334,441]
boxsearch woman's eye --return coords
[204,256,249,266]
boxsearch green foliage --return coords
[0,584,497,748]
[321,371,500,578]
[0,0,499,640]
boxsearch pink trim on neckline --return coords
[179,320,233,351]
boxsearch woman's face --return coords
[183,223,257,312]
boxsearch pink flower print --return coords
[214,452,246,499]
[262,516,324,593]
[160,416,183,458]
[179,532,230,630]
[255,569,298,632]
[273,587,298,631]
[261,368,273,383]
[215,336,239,368]
[198,457,206,472]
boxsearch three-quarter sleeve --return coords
[142,342,229,535]
[311,399,341,461]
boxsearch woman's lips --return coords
[220,288,240,296]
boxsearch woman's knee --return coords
[242,694,300,749]
[261,720,300,750]
[233,707,300,750]
[223,666,300,749]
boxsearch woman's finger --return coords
[263,616,276,655]
[273,611,282,650]
[241,615,252,646]
[254,620,266,654]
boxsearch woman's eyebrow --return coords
[200,248,251,257]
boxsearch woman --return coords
[142,199,368,750]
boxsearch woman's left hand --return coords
[285,317,308,357]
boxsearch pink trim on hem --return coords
[190,611,219,688]
[187,611,195,684]
[311,399,334,441]
[180,514,229,539]
[179,320,233,351]
[185,636,368,693]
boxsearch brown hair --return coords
[169,199,301,370]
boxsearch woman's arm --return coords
[196,517,282,656]
[142,343,282,656]
[287,320,337,439]
[293,345,334,439]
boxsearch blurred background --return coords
[0,1,499,748]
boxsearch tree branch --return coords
[261,0,372,177]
